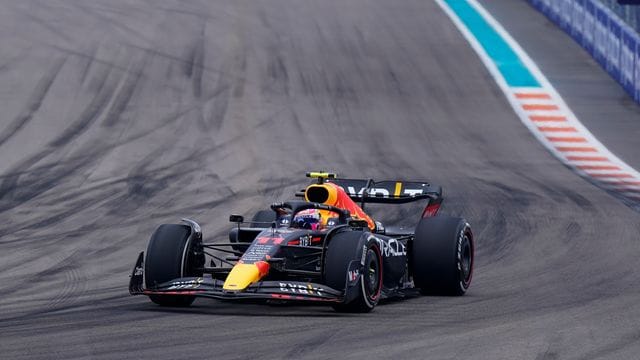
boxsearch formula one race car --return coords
[129,172,474,312]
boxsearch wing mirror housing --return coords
[229,214,244,223]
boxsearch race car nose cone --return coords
[254,261,270,277]
[223,263,268,291]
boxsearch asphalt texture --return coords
[1,1,639,359]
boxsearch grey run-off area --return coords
[0,1,639,359]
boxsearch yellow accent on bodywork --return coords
[306,172,336,179]
[223,263,261,291]
[394,182,402,197]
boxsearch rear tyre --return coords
[324,231,383,313]
[145,224,204,306]
[250,210,277,228]
[411,217,473,296]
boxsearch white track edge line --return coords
[435,0,640,195]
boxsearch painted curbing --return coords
[437,0,640,209]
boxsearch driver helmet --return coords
[292,209,321,230]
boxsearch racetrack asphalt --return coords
[1,1,639,359]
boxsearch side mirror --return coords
[229,214,244,223]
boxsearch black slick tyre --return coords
[144,224,203,307]
[411,217,473,296]
[324,231,383,313]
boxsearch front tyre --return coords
[324,231,383,313]
[144,224,204,306]
[411,217,474,296]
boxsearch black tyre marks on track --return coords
[0,58,66,148]
[0,1,639,359]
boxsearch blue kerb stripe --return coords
[444,0,540,88]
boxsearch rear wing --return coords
[299,172,444,218]
[325,178,441,204]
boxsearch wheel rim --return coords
[363,248,381,301]
[460,234,472,285]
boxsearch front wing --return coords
[129,255,343,304]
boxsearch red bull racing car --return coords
[129,172,474,312]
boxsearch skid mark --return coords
[0,57,66,148]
